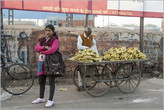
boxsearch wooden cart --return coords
[68,58,148,97]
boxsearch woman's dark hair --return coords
[45,24,55,32]
[45,24,57,37]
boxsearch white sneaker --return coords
[32,98,45,104]
[45,100,54,107]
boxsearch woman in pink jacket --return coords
[32,24,60,107]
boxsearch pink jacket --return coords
[35,39,59,55]
[35,39,59,75]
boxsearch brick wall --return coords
[3,25,163,77]
[58,20,94,27]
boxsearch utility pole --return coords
[1,8,4,57]
[70,14,73,27]
[108,16,109,27]
[8,9,14,25]
[1,9,10,62]
[66,14,69,27]
[1,9,3,35]
[140,17,144,77]
[140,17,144,53]
[66,14,73,27]
[84,14,88,28]
[103,16,104,27]
[93,15,96,27]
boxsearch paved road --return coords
[1,78,164,110]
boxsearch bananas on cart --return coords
[101,46,146,61]
[70,47,146,62]
[70,48,101,62]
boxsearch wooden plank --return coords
[68,58,149,65]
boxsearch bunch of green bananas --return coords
[101,46,146,61]
[70,48,101,62]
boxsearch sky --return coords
[2,9,163,27]
[95,15,163,27]
[3,9,66,19]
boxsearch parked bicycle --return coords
[1,53,34,95]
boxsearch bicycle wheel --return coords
[116,63,141,93]
[1,63,34,95]
[84,65,112,97]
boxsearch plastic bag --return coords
[0,92,12,100]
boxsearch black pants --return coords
[39,75,55,101]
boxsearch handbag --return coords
[43,50,66,77]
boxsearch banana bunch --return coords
[102,46,146,61]
[70,48,101,62]
[126,47,146,60]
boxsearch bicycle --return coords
[1,53,34,95]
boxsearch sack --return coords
[44,51,66,77]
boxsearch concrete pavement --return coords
[1,77,164,110]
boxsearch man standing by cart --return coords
[77,27,98,54]
[76,27,99,91]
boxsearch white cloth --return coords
[77,33,99,54]
[38,37,48,62]
[39,54,45,62]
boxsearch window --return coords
[54,21,57,25]
[48,21,53,24]
[132,0,143,3]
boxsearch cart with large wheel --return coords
[69,58,148,97]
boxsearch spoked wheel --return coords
[73,65,85,91]
[105,64,118,87]
[116,63,141,93]
[84,65,112,97]
[1,63,34,95]
[73,65,96,91]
